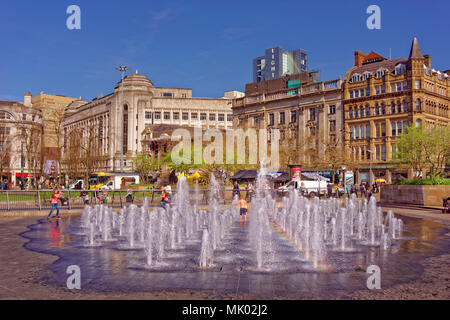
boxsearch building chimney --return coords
[424,54,431,68]
[24,92,32,107]
[354,50,367,67]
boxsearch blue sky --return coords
[0,0,448,102]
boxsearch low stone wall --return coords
[381,184,450,206]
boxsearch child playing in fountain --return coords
[232,196,250,223]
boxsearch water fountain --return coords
[76,164,406,275]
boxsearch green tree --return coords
[132,152,158,184]
[394,125,450,179]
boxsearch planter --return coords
[381,184,450,206]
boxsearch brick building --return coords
[343,37,449,184]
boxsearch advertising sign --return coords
[44,160,59,176]
[292,166,301,180]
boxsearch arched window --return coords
[360,106,364,117]
[366,106,370,117]
[351,74,361,82]
[391,102,396,114]
[362,72,371,80]
[0,111,13,120]
[375,68,386,78]
[349,108,354,119]
[375,105,380,115]
[415,99,421,111]
[355,108,359,118]
[395,63,406,75]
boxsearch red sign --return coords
[292,166,301,180]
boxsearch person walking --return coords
[47,189,62,219]
[360,183,366,198]
[232,181,240,199]
[161,188,169,209]
[166,184,173,202]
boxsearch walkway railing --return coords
[0,189,255,211]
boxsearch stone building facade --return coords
[31,93,78,162]
[232,77,344,167]
[343,38,449,184]
[62,71,239,173]
[0,93,44,185]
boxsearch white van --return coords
[279,179,328,197]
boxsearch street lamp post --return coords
[115,66,130,173]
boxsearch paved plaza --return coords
[0,201,449,300]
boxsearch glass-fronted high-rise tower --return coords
[253,46,308,82]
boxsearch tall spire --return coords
[409,37,424,59]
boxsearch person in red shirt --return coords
[47,189,61,219]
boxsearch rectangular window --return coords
[154,112,161,120]
[329,105,336,114]
[162,92,173,97]
[350,91,354,99]
[403,102,408,112]
[355,90,359,98]
[164,112,170,120]
[397,122,402,135]
[200,113,207,120]
[376,145,381,161]
[182,113,189,120]
[227,114,232,122]
[209,114,216,121]
[415,80,420,89]
[365,88,370,96]
[191,113,198,119]
[355,126,359,139]
[350,127,354,140]
[280,112,285,124]
[397,83,402,92]
[269,113,274,125]
[218,114,225,122]
[360,89,364,97]
[361,125,365,139]
[381,145,386,161]
[291,111,297,123]
[403,81,408,91]
[173,112,180,120]
[329,120,336,132]
[366,125,370,138]
[145,111,152,119]
[381,85,386,94]
[391,84,396,93]
[392,122,397,136]
[376,86,380,95]
[381,123,386,137]
[22,114,26,120]
[310,108,316,121]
